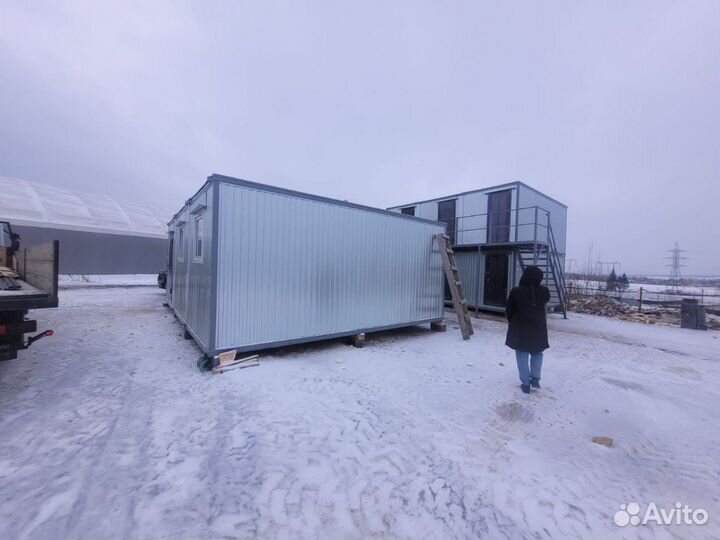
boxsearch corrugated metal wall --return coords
[170,209,188,318]
[168,183,215,350]
[12,225,166,275]
[454,250,482,307]
[215,181,444,352]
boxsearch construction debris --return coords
[705,315,720,331]
[569,294,720,331]
[0,266,19,277]
[217,349,238,366]
[212,354,260,374]
[196,352,260,373]
[569,295,661,323]
[0,266,21,290]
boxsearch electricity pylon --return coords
[665,242,687,292]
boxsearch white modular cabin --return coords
[388,181,568,314]
[167,174,446,357]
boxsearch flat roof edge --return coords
[387,180,567,210]
[205,173,444,226]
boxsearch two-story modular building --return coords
[388,181,568,316]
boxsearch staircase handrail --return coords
[547,223,568,309]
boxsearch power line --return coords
[597,260,621,275]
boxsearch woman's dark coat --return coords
[505,266,550,353]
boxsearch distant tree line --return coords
[606,268,630,291]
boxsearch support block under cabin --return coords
[430,320,447,332]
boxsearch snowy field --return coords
[59,274,157,289]
[631,282,720,296]
[1,287,719,540]
[569,279,720,305]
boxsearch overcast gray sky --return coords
[1,1,718,275]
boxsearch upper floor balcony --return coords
[443,205,555,248]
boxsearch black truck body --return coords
[0,222,58,361]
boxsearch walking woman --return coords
[505,266,550,394]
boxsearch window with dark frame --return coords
[487,189,512,243]
[194,214,204,262]
[177,226,185,262]
[400,206,415,216]
[437,199,457,245]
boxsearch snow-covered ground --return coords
[59,274,157,289]
[1,287,719,540]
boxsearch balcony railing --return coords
[444,205,552,246]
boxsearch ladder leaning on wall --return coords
[435,233,474,340]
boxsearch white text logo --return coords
[614,502,709,527]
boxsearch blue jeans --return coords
[515,351,543,386]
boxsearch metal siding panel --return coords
[215,182,444,352]
[454,251,481,307]
[447,251,505,310]
[516,184,568,247]
[10,225,167,274]
[171,208,189,320]
[208,179,220,352]
[211,174,441,226]
[185,185,214,349]
[457,191,490,245]
[168,184,215,352]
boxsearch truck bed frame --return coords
[0,240,59,360]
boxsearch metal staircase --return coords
[514,224,568,318]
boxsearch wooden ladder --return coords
[435,234,474,340]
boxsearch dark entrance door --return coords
[438,199,457,244]
[487,189,512,243]
[484,253,509,307]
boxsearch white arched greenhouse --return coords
[0,176,170,275]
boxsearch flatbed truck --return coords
[0,221,58,361]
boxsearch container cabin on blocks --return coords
[166,174,446,358]
[388,181,568,316]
